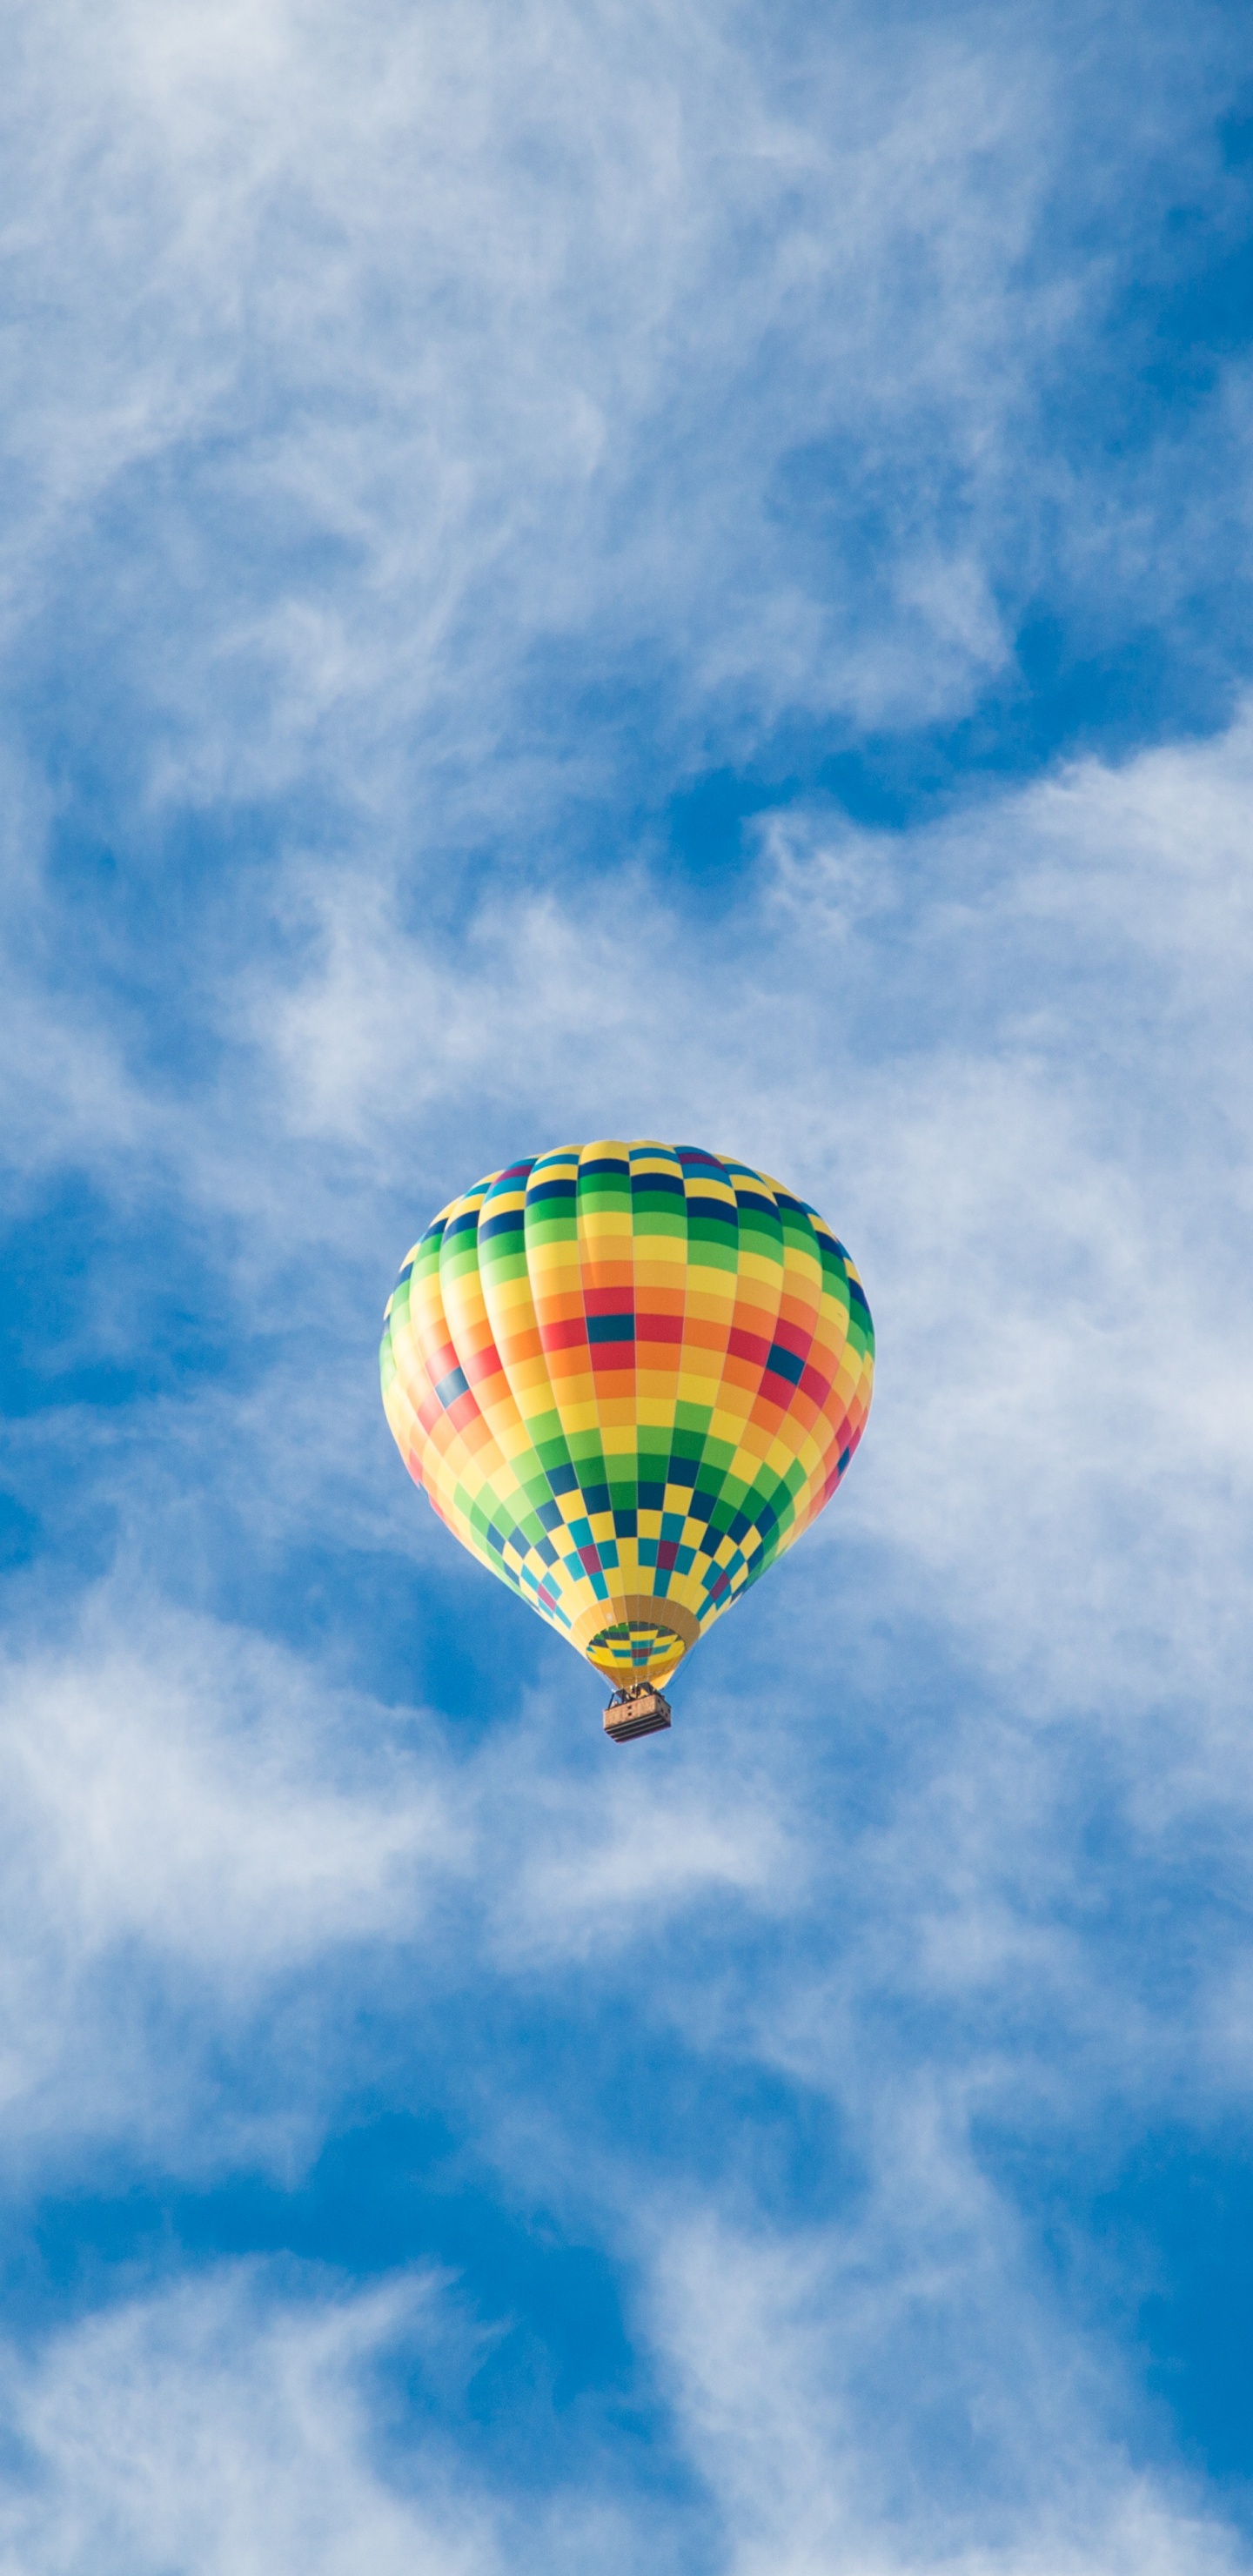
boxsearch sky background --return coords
[2,1,1253,2567]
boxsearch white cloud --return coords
[0,2266,505,2576]
[0,2235,1246,2576]
[647,2210,1250,2575]
[0,1580,813,2171]
[481,1689,797,1969]
[0,1595,459,2159]
[2,0,1240,824]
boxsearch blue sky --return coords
[2,1,1253,2566]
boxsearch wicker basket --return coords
[603,1688,673,1744]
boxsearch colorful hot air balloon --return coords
[379,1143,873,1737]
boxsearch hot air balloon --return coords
[379,1143,873,1740]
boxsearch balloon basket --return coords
[603,1687,672,1744]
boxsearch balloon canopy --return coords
[380,1143,874,1697]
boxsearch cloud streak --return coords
[3,0,1250,845]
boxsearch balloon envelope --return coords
[380,1142,874,1691]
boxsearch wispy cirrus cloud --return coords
[3,0,1249,851]
[0,2265,511,2576]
